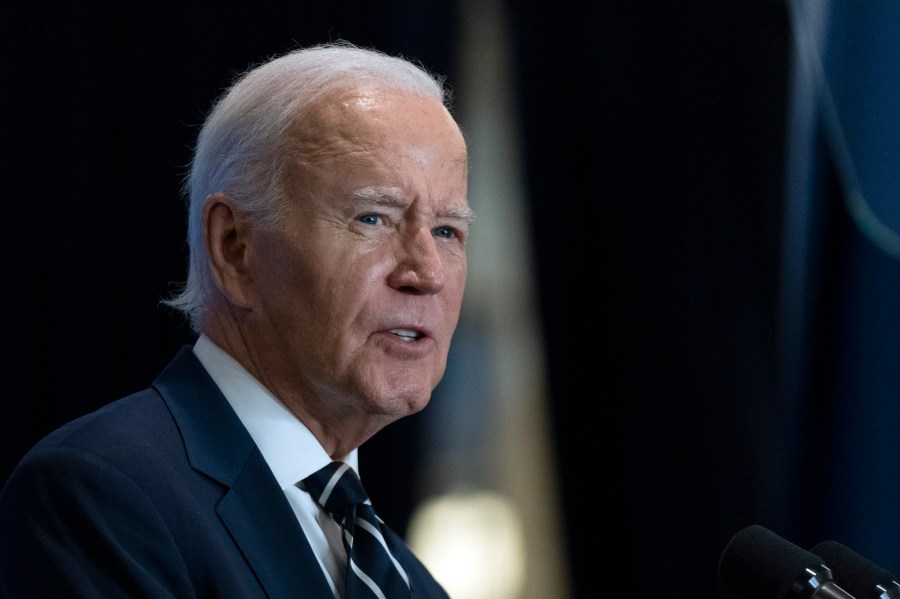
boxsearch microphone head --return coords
[810,539,900,599]
[719,524,829,599]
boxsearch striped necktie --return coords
[301,461,412,599]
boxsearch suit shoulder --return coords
[38,386,174,452]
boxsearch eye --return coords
[357,214,383,226]
[433,226,458,240]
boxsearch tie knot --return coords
[302,461,370,515]
[299,461,414,597]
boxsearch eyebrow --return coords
[349,187,476,226]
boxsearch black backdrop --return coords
[2,2,795,598]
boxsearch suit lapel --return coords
[153,347,334,598]
[217,460,333,597]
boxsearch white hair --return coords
[163,41,450,332]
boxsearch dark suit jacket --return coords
[0,346,449,598]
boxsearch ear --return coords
[203,192,254,309]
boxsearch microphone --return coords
[719,524,856,599]
[809,540,900,599]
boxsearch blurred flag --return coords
[782,0,900,572]
[406,1,571,598]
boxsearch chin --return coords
[361,368,436,415]
[377,388,431,417]
[405,394,431,415]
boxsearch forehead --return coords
[293,87,467,165]
[279,88,469,225]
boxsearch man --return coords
[0,41,472,598]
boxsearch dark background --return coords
[4,2,900,598]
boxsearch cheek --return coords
[313,250,390,317]
[337,245,398,289]
[447,260,468,302]
[249,240,322,319]
[437,276,467,336]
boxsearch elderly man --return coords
[0,41,472,598]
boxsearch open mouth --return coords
[389,328,422,342]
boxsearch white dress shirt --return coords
[193,334,357,598]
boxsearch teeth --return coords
[390,328,420,341]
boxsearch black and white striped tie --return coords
[301,461,412,599]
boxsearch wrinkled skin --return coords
[202,87,471,459]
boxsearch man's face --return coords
[241,88,470,425]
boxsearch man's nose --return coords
[388,227,445,294]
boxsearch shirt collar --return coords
[192,334,358,489]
